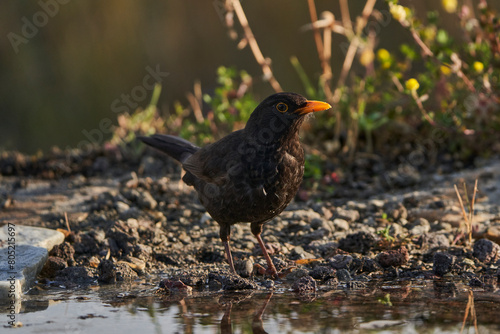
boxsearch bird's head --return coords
[245,92,331,143]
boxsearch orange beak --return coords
[295,100,332,115]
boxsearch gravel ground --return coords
[1,149,499,292]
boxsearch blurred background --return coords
[1,0,498,153]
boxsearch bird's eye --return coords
[276,102,288,113]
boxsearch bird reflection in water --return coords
[220,292,273,334]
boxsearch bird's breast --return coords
[194,139,305,225]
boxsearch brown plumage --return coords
[138,92,331,277]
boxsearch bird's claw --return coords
[253,263,290,279]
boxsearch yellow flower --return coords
[377,49,391,63]
[440,65,452,76]
[442,0,457,13]
[360,49,375,67]
[473,61,484,73]
[422,27,437,42]
[390,4,407,22]
[405,78,420,91]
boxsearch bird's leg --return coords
[251,223,278,278]
[220,224,236,273]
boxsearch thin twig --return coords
[64,212,71,232]
[454,184,469,234]
[454,181,478,246]
[332,0,377,103]
[231,0,282,92]
[186,81,204,123]
[339,0,353,36]
[307,0,325,67]
[410,28,434,57]
[306,1,333,99]
[411,90,436,125]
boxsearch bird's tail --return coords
[138,134,200,163]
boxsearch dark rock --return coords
[338,232,377,254]
[285,268,310,281]
[301,228,330,243]
[172,271,207,287]
[309,266,336,281]
[469,277,484,288]
[40,256,68,278]
[50,242,75,265]
[291,275,316,293]
[324,277,339,287]
[271,257,288,272]
[329,254,353,270]
[154,252,179,266]
[209,271,258,290]
[336,269,352,282]
[359,257,383,273]
[433,252,455,276]
[56,266,98,284]
[402,196,420,209]
[429,200,446,209]
[106,220,139,255]
[376,247,409,268]
[158,279,193,294]
[383,201,408,221]
[73,232,100,255]
[473,239,500,264]
[97,260,138,283]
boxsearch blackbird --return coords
[138,92,331,277]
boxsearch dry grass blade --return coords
[454,180,479,245]
[454,183,470,244]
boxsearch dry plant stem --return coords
[330,0,375,149]
[187,81,204,123]
[457,69,477,92]
[392,75,404,92]
[307,0,333,96]
[454,183,473,245]
[339,0,353,36]
[410,28,434,57]
[470,179,478,222]
[307,0,325,68]
[231,0,282,92]
[186,92,204,123]
[411,90,435,125]
[332,0,376,103]
[64,212,71,232]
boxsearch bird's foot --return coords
[252,263,297,279]
[253,263,278,279]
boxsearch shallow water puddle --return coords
[4,280,500,333]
